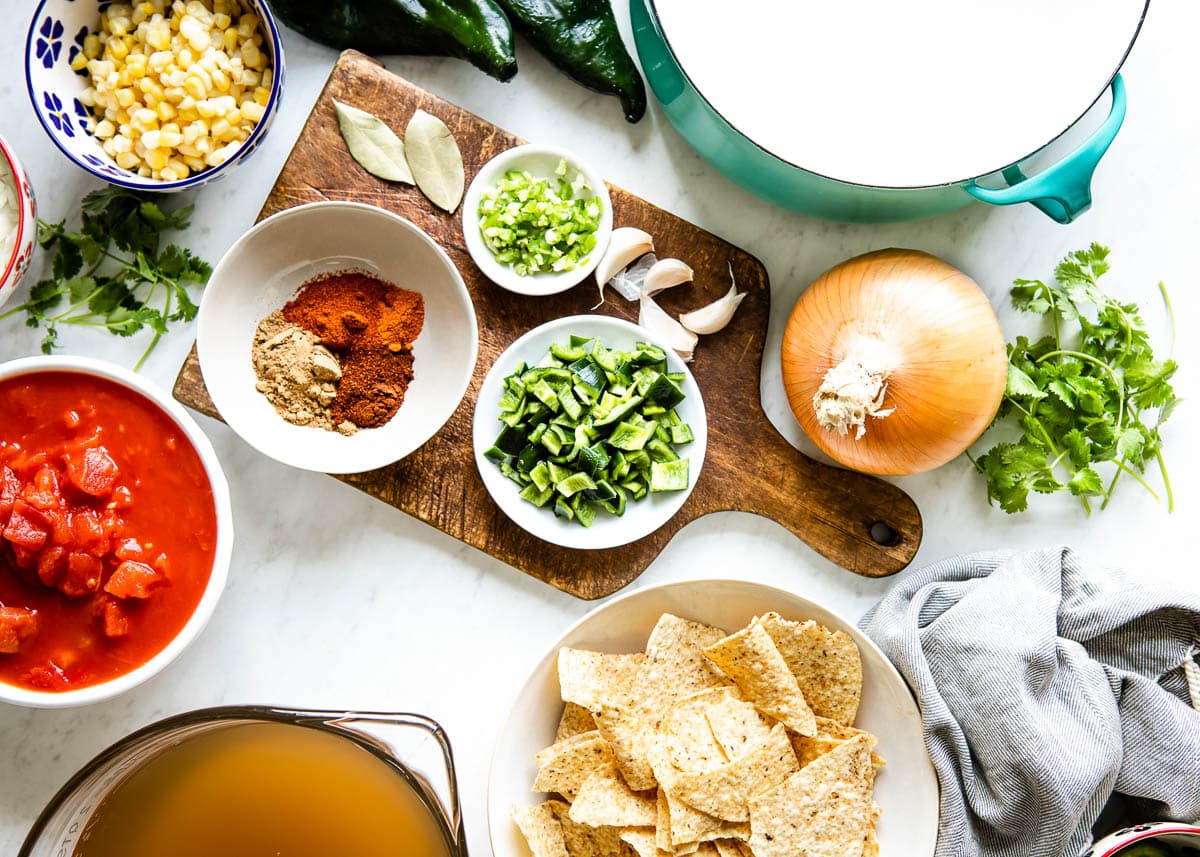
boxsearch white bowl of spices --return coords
[197,201,478,474]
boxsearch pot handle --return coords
[629,0,686,104]
[965,75,1126,224]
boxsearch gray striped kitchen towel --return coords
[860,547,1200,857]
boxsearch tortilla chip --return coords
[747,735,877,857]
[558,702,600,741]
[711,843,746,857]
[703,692,772,760]
[703,622,817,737]
[789,718,883,769]
[693,846,720,857]
[549,801,629,857]
[594,705,657,791]
[534,731,617,799]
[559,649,646,711]
[862,805,882,857]
[757,613,863,725]
[631,615,729,728]
[619,829,668,857]
[655,789,672,853]
[670,723,799,822]
[665,689,733,773]
[663,786,726,847]
[569,770,658,828]
[512,802,570,857]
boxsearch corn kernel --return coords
[84,34,102,59]
[70,53,89,72]
[145,148,169,169]
[115,151,139,169]
[115,87,136,108]
[94,119,117,139]
[239,101,264,123]
[159,166,180,181]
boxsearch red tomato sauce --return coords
[0,372,217,691]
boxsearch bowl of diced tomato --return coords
[0,356,233,707]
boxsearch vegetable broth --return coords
[73,721,453,857]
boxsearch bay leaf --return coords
[333,99,413,184]
[404,109,465,213]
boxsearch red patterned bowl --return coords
[0,134,36,312]
[1086,821,1200,856]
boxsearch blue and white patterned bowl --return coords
[24,0,284,192]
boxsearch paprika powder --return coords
[282,270,425,429]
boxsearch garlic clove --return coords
[639,292,699,362]
[642,258,694,296]
[609,252,658,302]
[594,227,655,307]
[679,282,745,335]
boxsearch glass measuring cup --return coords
[18,706,469,857]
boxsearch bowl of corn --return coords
[25,0,283,191]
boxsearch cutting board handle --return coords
[704,413,921,577]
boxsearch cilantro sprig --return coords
[969,243,1178,515]
[0,186,212,370]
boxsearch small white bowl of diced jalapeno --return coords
[462,144,613,296]
[472,314,707,550]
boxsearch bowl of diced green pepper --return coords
[462,144,612,296]
[473,314,706,549]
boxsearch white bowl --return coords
[0,135,37,313]
[462,144,613,296]
[472,315,706,550]
[197,202,478,475]
[488,579,939,857]
[25,0,284,191]
[0,356,234,708]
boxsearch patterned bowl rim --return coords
[1092,822,1200,856]
[22,0,284,190]
[0,135,30,287]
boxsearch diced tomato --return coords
[0,371,216,693]
[3,506,49,551]
[36,545,66,588]
[65,447,118,498]
[24,664,68,689]
[72,510,106,549]
[0,466,19,519]
[104,560,161,600]
[114,538,145,562]
[22,465,61,510]
[61,552,104,598]
[0,607,39,655]
[99,599,129,638]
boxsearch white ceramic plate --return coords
[462,144,613,295]
[473,315,707,550]
[489,579,939,857]
[0,356,234,708]
[197,202,478,474]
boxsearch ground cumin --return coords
[282,271,425,429]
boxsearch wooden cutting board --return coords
[173,51,922,599]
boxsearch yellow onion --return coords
[781,248,1007,476]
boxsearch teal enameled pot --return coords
[631,0,1149,224]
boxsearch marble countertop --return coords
[1,2,1197,853]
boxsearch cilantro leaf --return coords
[971,244,1177,514]
[1,188,212,371]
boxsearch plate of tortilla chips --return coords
[489,579,937,857]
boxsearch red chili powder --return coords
[282,271,424,429]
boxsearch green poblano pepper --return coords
[269,0,519,81]
[496,0,648,122]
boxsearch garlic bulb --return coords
[639,293,698,361]
[642,258,693,296]
[679,282,745,334]
[780,248,1007,476]
[594,227,654,306]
